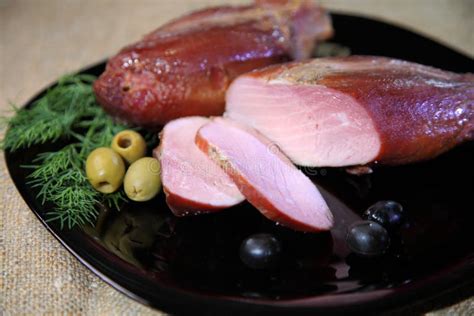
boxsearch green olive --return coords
[124,157,161,202]
[111,130,147,164]
[86,147,125,193]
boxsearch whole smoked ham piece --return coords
[225,56,474,167]
[196,117,333,232]
[94,0,333,127]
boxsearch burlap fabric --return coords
[1,0,473,314]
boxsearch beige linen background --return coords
[1,0,473,314]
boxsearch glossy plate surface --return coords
[5,14,474,315]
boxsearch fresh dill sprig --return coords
[1,75,98,151]
[2,74,152,229]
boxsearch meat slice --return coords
[93,0,333,127]
[155,117,244,216]
[225,56,474,166]
[196,117,333,232]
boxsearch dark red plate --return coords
[5,14,474,315]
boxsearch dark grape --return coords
[346,221,390,256]
[240,233,282,269]
[364,200,404,229]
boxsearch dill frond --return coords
[2,74,154,229]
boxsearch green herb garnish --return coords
[2,75,98,151]
[2,74,150,229]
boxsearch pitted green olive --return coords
[124,157,161,201]
[111,130,147,164]
[86,147,125,193]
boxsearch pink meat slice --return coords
[226,76,380,167]
[196,117,334,232]
[225,56,474,167]
[155,117,244,216]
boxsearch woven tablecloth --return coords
[1,0,473,314]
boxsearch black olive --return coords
[364,200,404,229]
[240,233,282,269]
[346,221,390,257]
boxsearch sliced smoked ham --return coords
[155,117,244,216]
[225,56,474,167]
[94,0,333,127]
[196,117,334,232]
